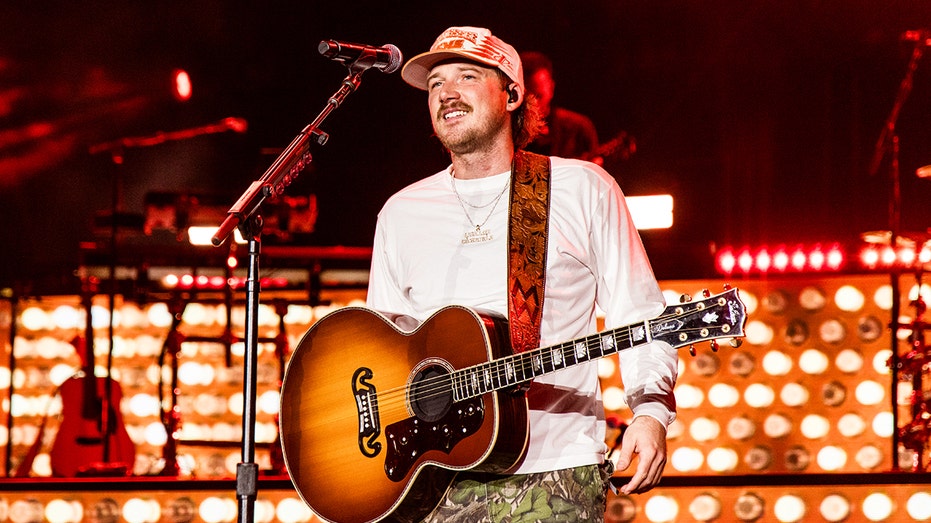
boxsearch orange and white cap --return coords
[401,26,523,92]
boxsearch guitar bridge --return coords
[352,367,382,458]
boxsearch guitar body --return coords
[279,306,528,523]
[50,375,136,477]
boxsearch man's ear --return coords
[506,83,521,105]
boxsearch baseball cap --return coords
[401,26,523,92]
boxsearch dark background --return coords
[2,1,931,289]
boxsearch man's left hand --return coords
[612,415,667,494]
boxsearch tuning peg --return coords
[723,283,732,290]
[702,289,711,298]
[729,338,743,348]
[679,293,692,303]
[710,340,719,352]
[688,345,696,357]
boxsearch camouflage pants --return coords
[422,462,614,523]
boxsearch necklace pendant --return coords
[462,226,493,244]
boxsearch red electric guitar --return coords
[279,288,746,523]
[50,319,135,477]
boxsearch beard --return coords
[434,103,510,155]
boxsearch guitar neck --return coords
[451,321,649,401]
[449,288,746,401]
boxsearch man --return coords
[521,51,600,161]
[367,26,677,521]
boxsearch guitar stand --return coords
[157,296,188,476]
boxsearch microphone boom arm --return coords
[210,71,363,246]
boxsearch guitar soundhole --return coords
[409,365,453,423]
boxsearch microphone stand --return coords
[867,37,926,472]
[212,67,371,523]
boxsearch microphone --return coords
[318,39,403,74]
[901,29,931,45]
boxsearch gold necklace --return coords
[450,171,509,244]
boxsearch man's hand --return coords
[612,415,667,494]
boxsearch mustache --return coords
[437,102,471,120]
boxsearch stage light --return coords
[855,380,884,406]
[50,304,81,330]
[744,445,773,470]
[188,226,245,246]
[715,248,737,275]
[675,384,704,409]
[166,498,196,523]
[122,498,160,523]
[762,350,792,376]
[774,494,806,523]
[855,445,883,469]
[20,306,50,331]
[143,421,168,446]
[785,446,812,471]
[862,492,894,522]
[10,499,44,523]
[734,492,765,521]
[276,498,314,523]
[837,413,867,437]
[745,383,775,408]
[872,412,894,438]
[689,417,721,442]
[146,302,173,328]
[835,349,864,374]
[670,447,704,472]
[819,494,851,522]
[259,390,280,415]
[727,416,756,440]
[602,386,626,411]
[744,320,774,345]
[172,69,192,101]
[780,382,810,407]
[129,393,161,417]
[598,359,617,381]
[763,413,792,438]
[817,445,847,471]
[799,349,829,374]
[738,249,754,273]
[800,414,830,439]
[688,493,722,522]
[199,497,236,523]
[626,194,673,230]
[906,492,931,521]
[644,495,679,522]
[707,383,739,408]
[706,447,738,472]
[255,500,276,523]
[44,499,82,523]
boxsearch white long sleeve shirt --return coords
[366,157,677,474]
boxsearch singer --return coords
[364,26,677,522]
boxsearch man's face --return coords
[426,61,511,155]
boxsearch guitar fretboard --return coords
[451,322,649,401]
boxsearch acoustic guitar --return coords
[279,288,746,523]
[49,333,136,477]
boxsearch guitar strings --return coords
[370,305,721,413]
[370,303,723,411]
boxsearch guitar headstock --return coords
[651,286,747,354]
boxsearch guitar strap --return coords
[507,150,551,353]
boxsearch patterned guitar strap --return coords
[507,150,551,354]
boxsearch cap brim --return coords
[400,50,503,90]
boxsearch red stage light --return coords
[172,69,192,101]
